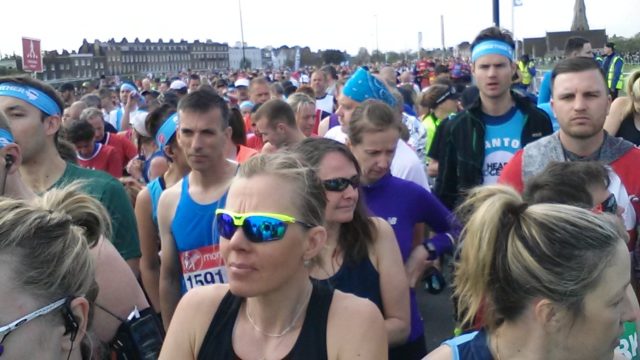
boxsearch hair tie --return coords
[507,202,528,217]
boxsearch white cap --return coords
[169,80,187,90]
[300,74,310,84]
[234,78,250,88]
[131,111,150,137]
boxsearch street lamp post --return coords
[238,0,246,69]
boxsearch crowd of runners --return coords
[0,25,639,360]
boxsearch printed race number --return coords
[180,244,228,291]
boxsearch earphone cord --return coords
[66,339,73,360]
[0,165,8,196]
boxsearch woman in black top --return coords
[160,152,387,360]
[605,70,640,145]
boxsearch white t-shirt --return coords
[316,94,334,115]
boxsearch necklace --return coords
[245,285,311,338]
[493,332,502,360]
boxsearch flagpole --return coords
[512,0,517,57]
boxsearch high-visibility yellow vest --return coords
[607,56,624,90]
[518,61,533,85]
[422,113,440,156]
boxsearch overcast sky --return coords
[2,0,638,57]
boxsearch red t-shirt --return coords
[77,144,122,178]
[246,133,264,152]
[104,132,137,167]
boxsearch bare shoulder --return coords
[611,96,631,110]
[158,178,183,208]
[135,187,151,207]
[423,345,453,360]
[169,284,230,353]
[327,290,387,359]
[370,217,395,240]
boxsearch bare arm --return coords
[135,188,162,312]
[423,344,453,360]
[90,237,149,343]
[328,292,388,360]
[158,188,182,330]
[148,156,169,183]
[160,285,228,360]
[371,218,411,346]
[604,97,631,136]
[318,115,331,137]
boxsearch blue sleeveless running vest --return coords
[171,175,229,294]
[443,329,494,360]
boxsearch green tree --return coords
[322,49,346,65]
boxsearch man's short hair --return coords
[551,57,606,89]
[524,161,610,207]
[98,87,113,99]
[564,36,590,57]
[177,89,229,129]
[79,107,104,123]
[470,26,516,53]
[66,119,95,144]
[606,42,615,49]
[249,77,269,91]
[189,74,201,81]
[60,82,75,93]
[80,94,101,109]
[321,65,338,81]
[253,99,296,129]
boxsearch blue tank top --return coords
[143,150,165,183]
[328,113,340,129]
[147,175,165,226]
[313,255,383,312]
[443,330,494,360]
[170,175,229,294]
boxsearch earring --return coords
[303,259,311,267]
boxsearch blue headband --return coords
[156,113,179,149]
[0,129,14,149]
[343,67,396,107]
[471,40,515,62]
[0,83,62,116]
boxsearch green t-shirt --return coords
[50,163,141,260]
[617,321,639,360]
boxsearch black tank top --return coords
[616,113,640,146]
[197,283,333,360]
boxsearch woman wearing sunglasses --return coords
[346,100,457,359]
[293,137,411,352]
[0,186,107,359]
[161,152,387,360]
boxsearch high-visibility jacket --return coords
[607,55,624,90]
[518,61,534,85]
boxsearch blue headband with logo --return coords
[0,83,62,116]
[343,67,396,107]
[0,129,14,149]
[156,113,179,149]
[471,40,515,62]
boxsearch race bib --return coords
[180,244,228,291]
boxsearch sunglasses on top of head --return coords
[322,175,360,192]
[215,209,314,243]
[593,193,618,215]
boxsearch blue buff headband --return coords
[0,83,62,116]
[156,113,179,149]
[343,67,396,107]
[0,128,14,149]
[471,40,515,62]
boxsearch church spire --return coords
[571,0,590,31]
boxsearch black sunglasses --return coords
[322,176,360,192]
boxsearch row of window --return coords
[46,62,105,71]
[109,45,227,52]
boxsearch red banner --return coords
[22,37,42,73]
